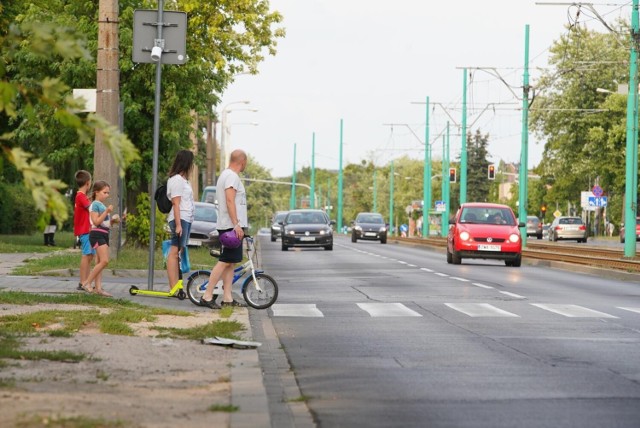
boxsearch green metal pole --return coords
[423,96,431,238]
[373,169,377,212]
[442,121,451,237]
[311,132,316,208]
[290,143,297,210]
[337,119,344,233]
[624,0,639,256]
[327,178,331,219]
[460,69,468,204]
[520,24,530,248]
[389,160,395,236]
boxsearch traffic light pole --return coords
[422,96,431,238]
[519,24,530,248]
[460,69,468,204]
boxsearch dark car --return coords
[619,217,640,243]
[280,209,335,251]
[188,202,218,247]
[270,211,288,242]
[446,202,524,267]
[526,215,543,240]
[351,212,387,244]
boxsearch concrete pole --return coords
[519,25,530,248]
[311,132,316,208]
[460,69,468,204]
[337,119,344,232]
[96,0,120,258]
[189,110,199,199]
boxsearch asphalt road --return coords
[254,234,640,428]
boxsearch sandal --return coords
[220,300,247,308]
[80,284,94,294]
[95,290,112,298]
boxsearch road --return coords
[251,235,640,428]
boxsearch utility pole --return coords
[441,121,451,237]
[96,0,120,258]
[389,160,395,236]
[422,96,431,238]
[311,132,316,208]
[460,68,468,204]
[290,143,297,210]
[519,25,530,248]
[337,119,344,232]
[624,0,639,257]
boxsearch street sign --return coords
[588,196,608,207]
[592,185,603,197]
[133,10,188,65]
[553,210,562,218]
[435,200,446,212]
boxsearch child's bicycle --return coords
[186,235,278,309]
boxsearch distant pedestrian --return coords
[43,216,57,246]
[74,170,95,291]
[166,150,195,291]
[79,180,114,297]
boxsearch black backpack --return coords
[154,183,172,214]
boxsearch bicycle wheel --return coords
[186,270,211,306]
[242,273,278,309]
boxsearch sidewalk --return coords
[0,252,270,428]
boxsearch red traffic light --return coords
[488,165,496,180]
[449,168,456,183]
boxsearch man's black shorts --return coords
[89,230,109,248]
[218,229,243,263]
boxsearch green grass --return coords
[16,414,131,428]
[0,334,86,363]
[207,404,239,413]
[154,319,245,341]
[0,231,245,277]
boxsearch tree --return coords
[466,129,491,202]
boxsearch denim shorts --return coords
[169,220,192,249]
[78,234,95,256]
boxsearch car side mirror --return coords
[278,221,284,226]
[518,222,526,228]
[350,220,355,226]
[330,220,336,226]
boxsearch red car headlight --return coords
[459,231,470,241]
[509,233,520,243]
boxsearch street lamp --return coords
[219,100,251,174]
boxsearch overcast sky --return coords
[217,0,630,178]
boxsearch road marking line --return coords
[420,268,434,272]
[271,304,324,317]
[531,304,618,318]
[450,277,469,282]
[397,261,408,265]
[445,303,520,317]
[499,291,526,299]
[472,282,494,289]
[617,307,640,314]
[357,303,422,317]
[434,273,449,277]
[407,264,417,267]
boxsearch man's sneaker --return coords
[221,300,247,308]
[200,297,221,309]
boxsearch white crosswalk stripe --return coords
[357,303,422,317]
[271,304,324,317]
[445,303,520,317]
[531,304,618,318]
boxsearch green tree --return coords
[466,130,491,202]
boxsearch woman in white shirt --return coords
[166,150,195,290]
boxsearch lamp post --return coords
[219,100,251,173]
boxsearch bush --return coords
[126,193,168,248]
[0,182,39,234]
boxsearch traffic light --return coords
[488,164,496,180]
[449,168,456,183]
[541,204,547,215]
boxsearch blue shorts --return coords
[78,234,95,256]
[169,220,192,249]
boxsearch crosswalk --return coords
[270,302,640,319]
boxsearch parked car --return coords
[351,212,387,244]
[188,202,218,247]
[548,216,587,243]
[446,202,524,267]
[619,217,640,243]
[270,211,289,242]
[526,215,543,240]
[280,209,335,251]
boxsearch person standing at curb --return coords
[80,180,114,297]
[74,170,95,291]
[200,149,248,309]
[166,150,195,291]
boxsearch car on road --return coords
[526,215,543,240]
[619,217,640,243]
[270,211,288,242]
[351,212,387,244]
[280,209,335,251]
[548,216,587,243]
[188,202,218,247]
[446,202,524,267]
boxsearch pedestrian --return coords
[73,170,95,291]
[43,215,57,246]
[200,149,248,309]
[166,149,195,291]
[79,180,115,297]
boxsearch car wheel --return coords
[446,248,452,264]
[451,250,462,265]
[351,234,357,243]
[324,244,333,251]
[271,236,276,242]
[281,244,288,251]
[511,254,522,267]
[380,237,387,244]
[552,233,557,242]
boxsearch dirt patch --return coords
[0,304,249,427]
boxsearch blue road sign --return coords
[588,196,608,207]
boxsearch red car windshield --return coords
[460,208,516,226]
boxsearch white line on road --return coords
[445,303,520,317]
[357,303,422,317]
[434,273,449,277]
[531,304,618,318]
[407,264,417,267]
[617,307,640,314]
[420,268,434,273]
[450,277,469,282]
[499,291,526,299]
[472,282,494,289]
[271,304,324,317]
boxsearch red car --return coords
[619,217,640,243]
[447,203,525,267]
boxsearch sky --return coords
[218,0,631,178]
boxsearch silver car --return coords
[188,202,218,247]
[548,216,587,243]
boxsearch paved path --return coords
[0,252,271,428]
